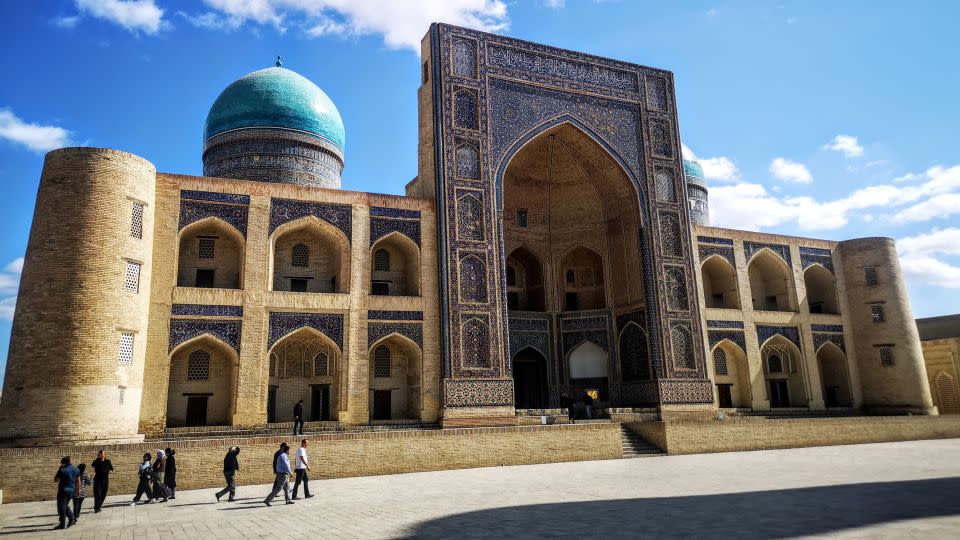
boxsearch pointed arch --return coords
[368,332,423,421]
[512,346,549,409]
[506,244,545,311]
[370,230,421,297]
[558,244,606,311]
[618,322,650,382]
[934,371,960,414]
[701,254,740,309]
[816,341,852,407]
[761,335,807,408]
[803,263,839,314]
[568,340,609,379]
[269,326,342,422]
[710,340,752,408]
[177,216,246,290]
[748,248,797,312]
[166,334,238,428]
[270,215,351,293]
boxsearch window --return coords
[517,208,528,228]
[130,202,144,239]
[713,348,728,376]
[879,346,894,367]
[290,278,308,292]
[314,352,329,376]
[371,281,390,296]
[124,261,141,292]
[566,269,576,285]
[422,61,429,84]
[871,304,885,323]
[767,354,783,374]
[292,243,309,267]
[373,346,391,378]
[374,249,391,272]
[506,265,517,287]
[864,266,879,287]
[195,269,215,288]
[118,332,134,365]
[118,386,126,405]
[187,349,210,380]
[199,238,215,259]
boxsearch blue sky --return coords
[1,1,958,380]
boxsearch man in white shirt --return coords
[292,439,313,500]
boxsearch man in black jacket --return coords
[91,449,113,513]
[215,446,240,502]
[293,399,304,435]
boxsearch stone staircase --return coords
[619,425,663,458]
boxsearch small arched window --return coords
[187,349,210,381]
[713,348,728,376]
[373,346,391,378]
[506,265,517,287]
[292,243,309,267]
[374,249,391,272]
[269,353,277,377]
[314,352,329,376]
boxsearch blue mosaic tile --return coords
[509,317,549,332]
[801,251,834,273]
[178,199,249,236]
[370,206,421,219]
[697,236,734,246]
[268,312,344,350]
[561,316,608,331]
[563,330,609,354]
[811,324,843,333]
[367,310,424,321]
[508,329,550,359]
[756,324,801,350]
[169,319,242,356]
[799,246,832,256]
[487,42,640,93]
[368,322,423,349]
[813,332,846,353]
[744,242,792,266]
[171,304,243,317]
[180,190,250,205]
[707,320,744,329]
[616,310,647,331]
[708,330,745,351]
[269,198,352,239]
[699,245,735,266]
[370,216,421,247]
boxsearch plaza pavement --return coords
[2,438,960,538]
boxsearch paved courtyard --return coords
[2,439,960,538]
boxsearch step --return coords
[618,425,664,458]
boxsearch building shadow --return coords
[407,477,960,539]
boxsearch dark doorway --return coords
[185,396,208,426]
[195,269,215,288]
[371,281,390,296]
[290,278,308,292]
[311,384,331,421]
[769,380,790,408]
[513,348,549,409]
[373,390,392,420]
[267,386,278,423]
[716,384,733,408]
[824,386,839,407]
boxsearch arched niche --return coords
[559,245,606,311]
[568,341,608,379]
[618,322,651,381]
[701,255,740,309]
[166,335,238,427]
[177,217,245,289]
[761,335,807,408]
[512,347,549,409]
[711,340,752,409]
[748,250,796,312]
[505,246,545,311]
[370,232,421,297]
[934,371,960,414]
[817,342,852,407]
[368,334,422,421]
[804,265,839,314]
[268,327,342,422]
[270,217,350,294]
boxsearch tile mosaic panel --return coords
[368,322,423,349]
[367,310,424,321]
[269,198,352,239]
[756,324,801,350]
[169,319,242,356]
[268,312,344,350]
[745,241,792,266]
[171,304,243,318]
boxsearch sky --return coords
[0,1,958,381]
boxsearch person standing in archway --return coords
[583,391,594,419]
[293,399,305,435]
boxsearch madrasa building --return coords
[0,23,938,446]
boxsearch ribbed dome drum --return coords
[202,63,346,188]
[681,143,710,226]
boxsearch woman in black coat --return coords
[163,448,177,499]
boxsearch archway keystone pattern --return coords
[267,312,344,349]
[269,198,352,238]
[745,242,792,265]
[757,325,802,350]
[369,207,422,246]
[178,190,250,236]
[168,319,242,356]
[800,246,834,273]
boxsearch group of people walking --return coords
[132,448,177,505]
[52,450,117,529]
[560,391,596,421]
[211,440,314,506]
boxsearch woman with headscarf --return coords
[131,453,153,505]
[163,448,177,499]
[151,449,170,503]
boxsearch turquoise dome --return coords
[204,67,344,151]
[681,143,706,188]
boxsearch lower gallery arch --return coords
[711,340,752,409]
[512,347,549,409]
[817,343,852,407]
[761,336,808,408]
[268,327,342,423]
[166,335,238,428]
[368,334,422,421]
[567,340,609,406]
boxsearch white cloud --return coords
[545,0,566,8]
[894,172,922,183]
[0,257,23,322]
[894,193,960,224]
[177,11,244,30]
[706,8,717,16]
[823,134,864,158]
[769,157,812,183]
[75,0,166,34]
[190,0,509,52]
[54,15,81,28]
[0,109,72,153]
[699,156,739,182]
[897,228,960,289]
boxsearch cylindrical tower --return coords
[0,147,157,444]
[837,237,935,414]
[202,60,346,188]
[681,143,709,226]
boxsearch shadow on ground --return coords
[408,477,960,539]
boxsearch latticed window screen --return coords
[292,243,309,267]
[130,202,144,239]
[199,238,215,259]
[124,261,141,292]
[374,249,391,272]
[767,354,783,374]
[517,208,528,227]
[314,352,329,376]
[187,349,210,380]
[864,266,879,287]
[713,348,728,376]
[373,346,391,378]
[870,304,885,322]
[118,332,134,365]
[118,386,125,405]
[879,346,894,367]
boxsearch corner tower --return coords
[202,58,346,188]
[0,148,156,443]
[681,144,709,226]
